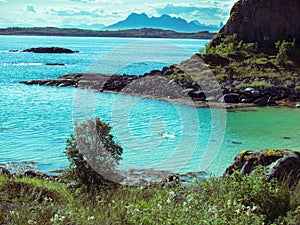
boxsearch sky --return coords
[0,0,238,28]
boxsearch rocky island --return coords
[21,47,79,54]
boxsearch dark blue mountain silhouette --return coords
[103,13,219,32]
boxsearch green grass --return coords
[235,81,273,89]
[0,167,299,224]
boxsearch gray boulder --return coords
[224,150,300,188]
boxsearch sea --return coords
[0,35,300,176]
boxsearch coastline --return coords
[0,27,215,39]
[20,72,300,109]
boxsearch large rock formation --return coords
[224,150,300,188]
[210,0,300,48]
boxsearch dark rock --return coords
[148,69,162,76]
[103,75,137,91]
[0,167,10,176]
[228,51,250,62]
[163,69,174,76]
[224,150,300,188]
[167,175,179,183]
[220,93,240,103]
[223,66,234,76]
[188,90,206,100]
[283,137,292,140]
[240,98,253,103]
[24,170,39,178]
[254,97,268,106]
[201,53,230,67]
[45,63,65,66]
[22,47,78,54]
[251,90,261,98]
[267,99,277,106]
[24,170,49,179]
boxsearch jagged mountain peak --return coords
[104,13,219,33]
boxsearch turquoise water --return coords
[0,36,300,176]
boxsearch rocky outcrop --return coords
[22,47,78,54]
[20,67,300,105]
[210,0,300,48]
[224,150,300,188]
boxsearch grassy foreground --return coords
[0,167,299,225]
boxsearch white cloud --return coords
[47,7,104,18]
[0,0,238,28]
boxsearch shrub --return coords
[276,39,300,66]
[63,118,123,193]
[207,34,258,58]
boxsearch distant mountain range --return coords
[103,13,220,33]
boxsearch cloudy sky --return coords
[0,0,237,28]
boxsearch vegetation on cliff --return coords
[203,0,300,93]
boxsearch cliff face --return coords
[210,0,300,48]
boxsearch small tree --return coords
[64,118,123,193]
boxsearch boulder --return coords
[0,167,10,176]
[24,170,50,179]
[267,99,277,106]
[251,90,261,98]
[254,97,268,106]
[220,93,240,103]
[224,150,300,188]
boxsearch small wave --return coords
[3,62,44,67]
[159,132,175,139]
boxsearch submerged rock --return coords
[45,63,65,66]
[224,149,300,188]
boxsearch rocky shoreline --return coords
[2,149,299,187]
[20,62,300,109]
[0,163,208,186]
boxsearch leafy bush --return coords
[63,118,123,193]
[276,39,300,66]
[207,34,258,57]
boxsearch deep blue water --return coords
[1,35,300,176]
